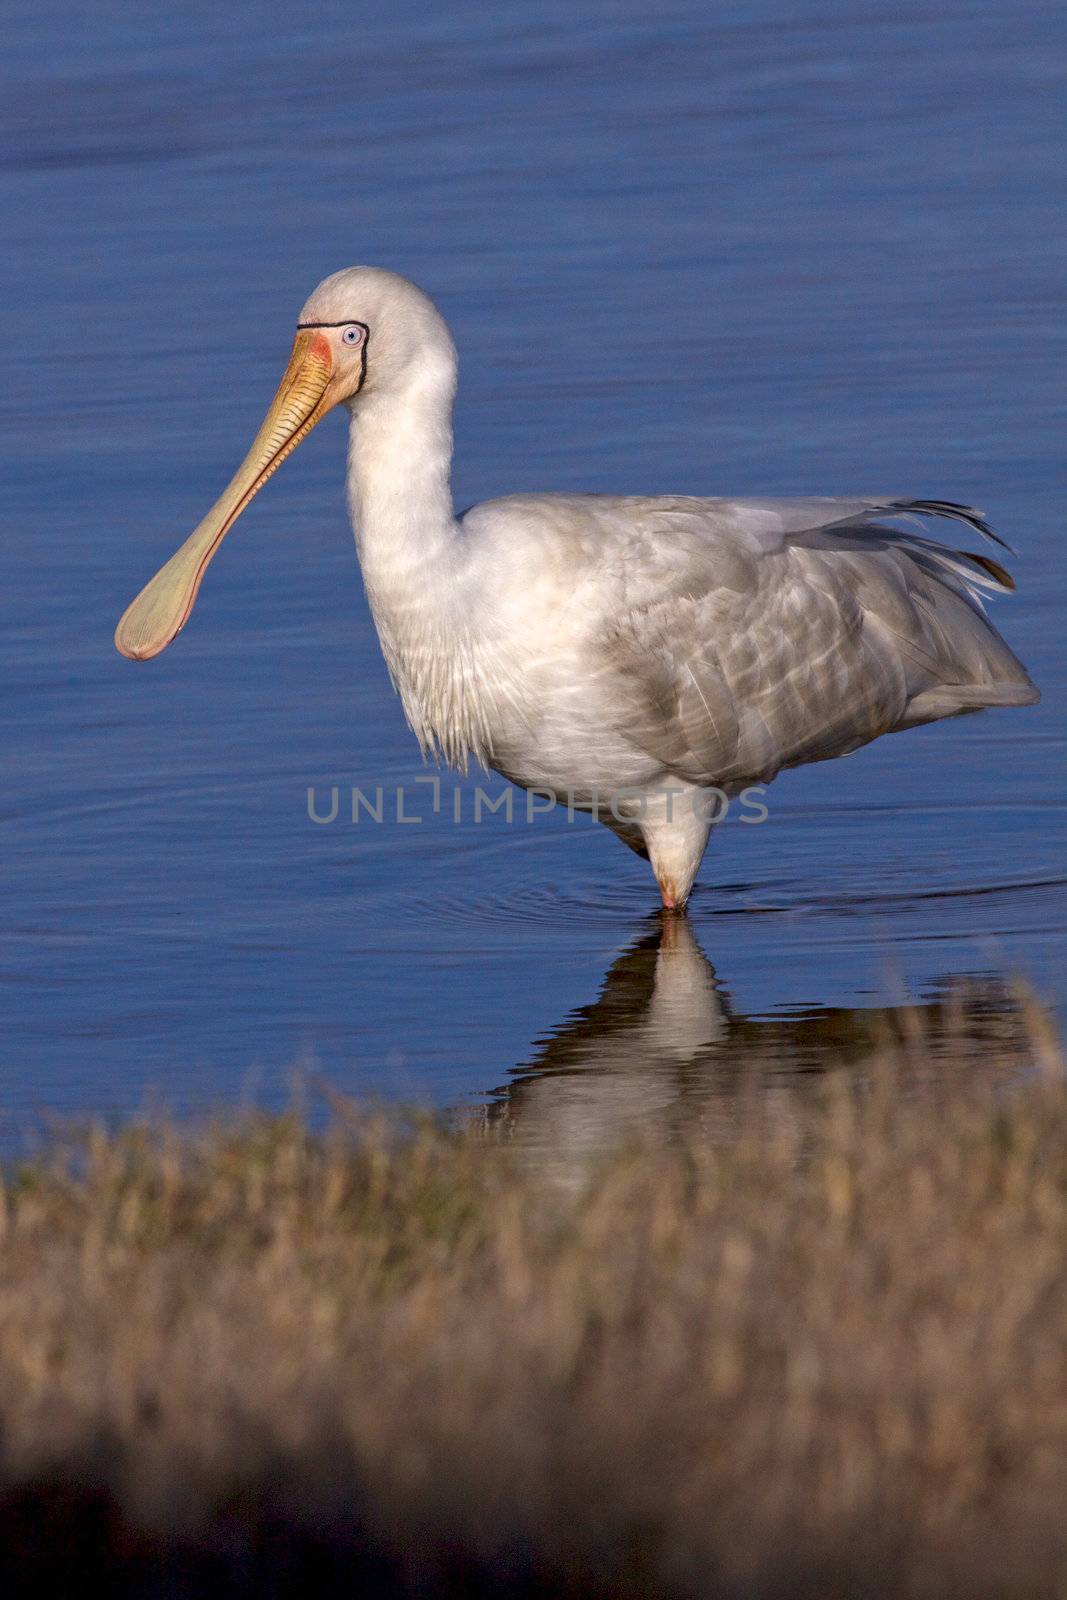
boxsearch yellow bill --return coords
[115,330,338,661]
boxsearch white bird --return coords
[116,268,1039,909]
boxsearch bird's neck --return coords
[345,364,488,768]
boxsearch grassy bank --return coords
[0,1011,1065,1596]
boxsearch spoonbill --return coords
[115,268,1038,908]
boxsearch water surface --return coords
[1,0,1063,1139]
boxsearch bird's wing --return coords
[582,496,1038,787]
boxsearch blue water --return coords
[2,0,1064,1138]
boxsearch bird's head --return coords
[114,266,451,662]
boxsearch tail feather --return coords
[883,498,1014,553]
[795,497,1040,715]
[902,679,1040,728]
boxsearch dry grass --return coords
[0,1007,1065,1596]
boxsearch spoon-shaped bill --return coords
[114,331,336,661]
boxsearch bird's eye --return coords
[342,326,364,346]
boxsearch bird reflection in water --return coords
[486,917,1038,1180]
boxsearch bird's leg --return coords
[640,787,713,913]
[657,877,687,914]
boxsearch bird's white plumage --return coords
[306,268,1038,905]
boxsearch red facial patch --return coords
[309,331,333,368]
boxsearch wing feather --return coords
[586,497,1038,786]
